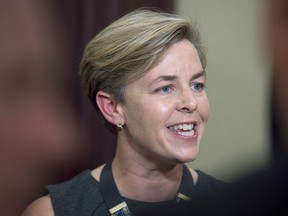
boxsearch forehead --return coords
[140,40,203,81]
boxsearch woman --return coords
[22,9,224,216]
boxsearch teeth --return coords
[168,124,196,136]
[170,124,194,131]
[177,130,195,136]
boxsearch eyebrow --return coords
[151,70,206,86]
[192,70,206,80]
[149,75,176,87]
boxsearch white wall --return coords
[176,0,271,181]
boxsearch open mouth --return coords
[168,123,196,137]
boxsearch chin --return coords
[174,152,199,164]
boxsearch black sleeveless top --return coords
[47,167,225,216]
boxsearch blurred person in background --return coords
[0,1,82,215]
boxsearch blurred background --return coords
[0,0,270,215]
[178,0,270,180]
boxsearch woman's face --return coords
[119,39,209,165]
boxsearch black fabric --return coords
[177,159,288,216]
[178,164,195,199]
[99,161,127,214]
[47,167,225,216]
[47,170,109,216]
[125,198,176,216]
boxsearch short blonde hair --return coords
[80,9,206,133]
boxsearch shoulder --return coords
[194,170,227,191]
[21,195,54,216]
[48,169,100,202]
[48,169,95,194]
[91,163,106,181]
[47,168,107,215]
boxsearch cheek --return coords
[157,100,173,115]
[145,100,172,123]
[126,98,172,126]
[198,96,210,122]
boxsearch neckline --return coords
[98,161,195,215]
[89,167,202,187]
[124,196,176,205]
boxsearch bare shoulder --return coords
[21,195,54,216]
[187,167,199,185]
[90,163,106,181]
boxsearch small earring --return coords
[116,124,123,129]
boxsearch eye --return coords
[191,83,205,92]
[156,85,174,94]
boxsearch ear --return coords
[96,91,124,125]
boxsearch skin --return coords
[118,39,209,167]
[22,39,209,214]
[96,39,209,201]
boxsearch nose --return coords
[176,88,198,113]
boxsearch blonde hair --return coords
[80,9,206,133]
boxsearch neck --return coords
[111,154,184,202]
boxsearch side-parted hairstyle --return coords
[79,8,206,133]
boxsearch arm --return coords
[21,195,54,216]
